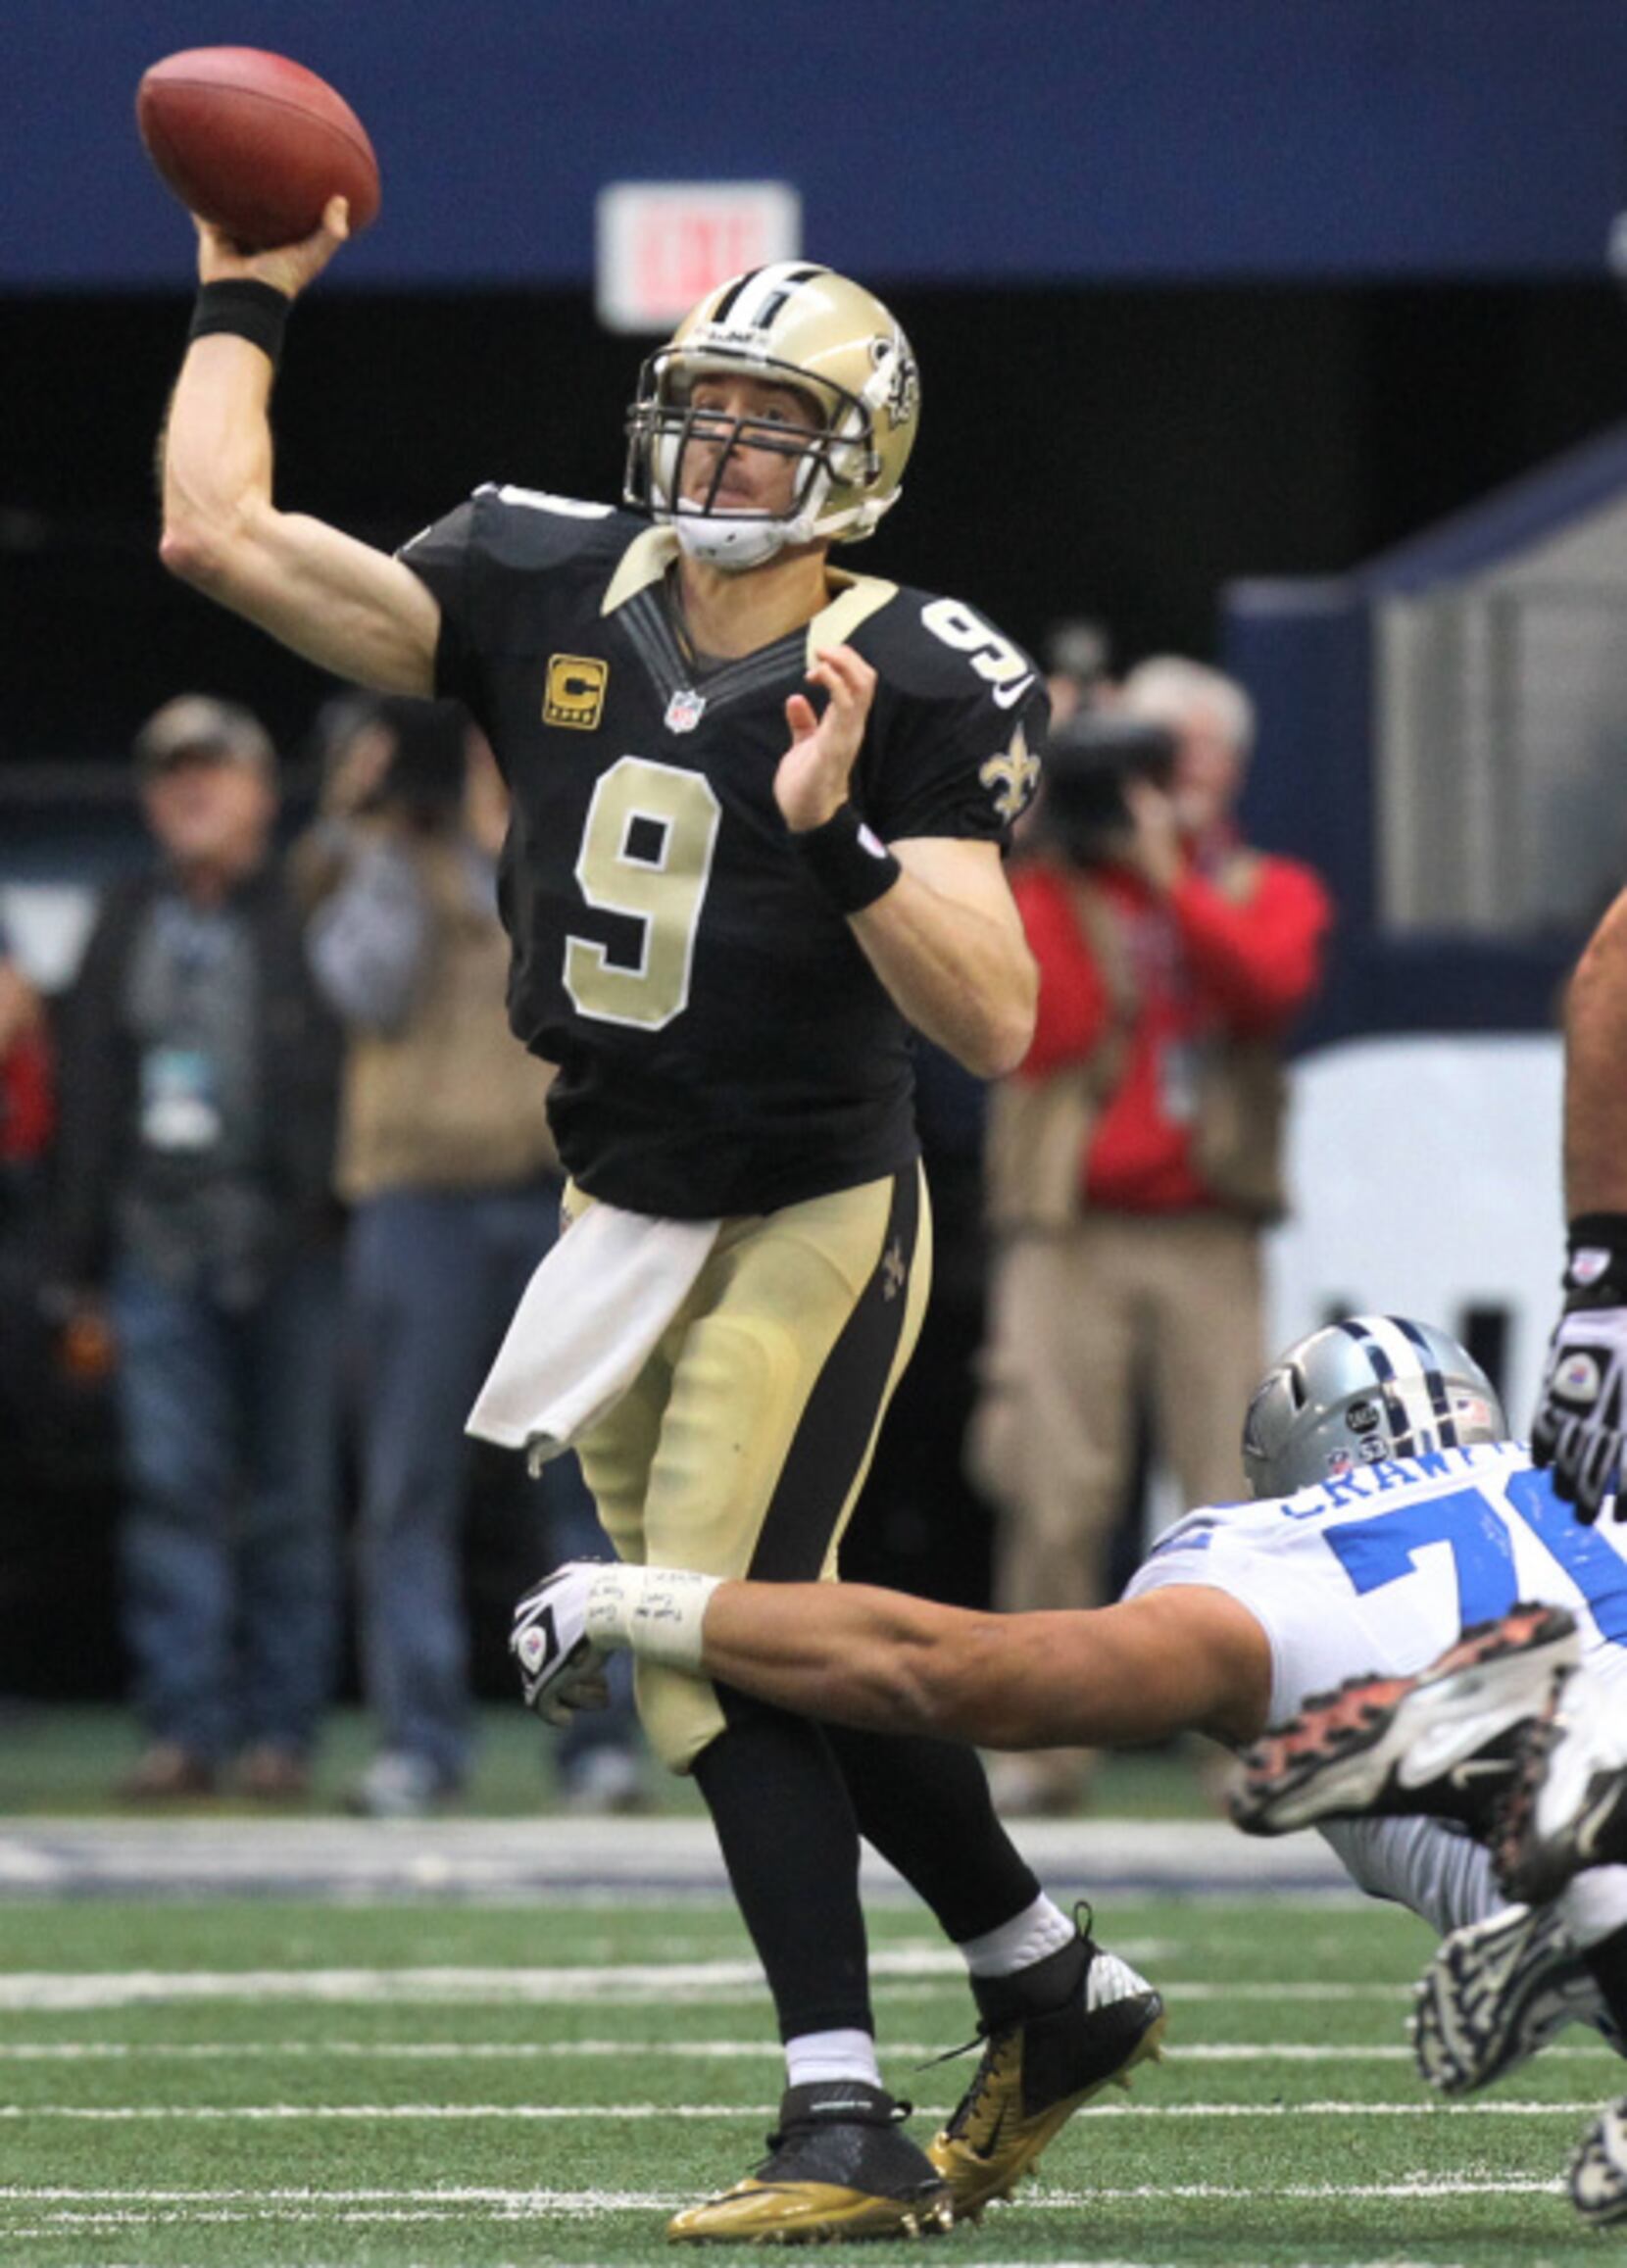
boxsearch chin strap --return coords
[674,510,806,571]
[669,425,836,568]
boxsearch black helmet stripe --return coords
[708,269,763,323]
[710,264,825,330]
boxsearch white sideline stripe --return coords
[0,2098,1607,2119]
[0,1966,1406,2011]
[0,2037,1615,2064]
[0,1815,1356,1898]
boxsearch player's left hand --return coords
[511,1562,610,1726]
[776,644,877,832]
[1532,1306,1627,1523]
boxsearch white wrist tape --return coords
[585,1565,719,1672]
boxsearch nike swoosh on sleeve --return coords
[992,674,1036,710]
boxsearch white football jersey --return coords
[1125,1439,1627,1725]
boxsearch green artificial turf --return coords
[0,1893,1619,2267]
[0,1701,1221,1818]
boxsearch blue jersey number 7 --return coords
[1323,1473,1627,1643]
[1323,1489,1519,1624]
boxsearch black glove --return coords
[1531,1213,1627,1523]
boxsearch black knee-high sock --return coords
[826,1723,1044,1944]
[693,1688,873,2042]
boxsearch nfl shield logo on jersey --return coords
[665,688,707,734]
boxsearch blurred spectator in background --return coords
[295,695,645,1818]
[971,657,1332,1813]
[48,697,344,1800]
[0,923,58,1628]
[0,928,54,1190]
[1041,616,1114,731]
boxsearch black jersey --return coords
[399,485,1045,1218]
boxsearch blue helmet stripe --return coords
[1393,1314,1459,1446]
[1335,1316,1415,1457]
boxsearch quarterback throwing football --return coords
[159,202,1163,2240]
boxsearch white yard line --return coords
[0,1964,1410,2010]
[0,2097,1606,2118]
[0,2177,1569,2205]
[0,2176,1570,2264]
[0,2036,1615,2062]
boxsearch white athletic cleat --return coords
[1571,2095,1627,2228]
[1496,1663,1627,1904]
[1410,1898,1614,2095]
[1231,1603,1580,1837]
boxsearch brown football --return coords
[136,46,380,250]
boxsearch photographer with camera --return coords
[972,657,1332,1813]
[294,696,646,1816]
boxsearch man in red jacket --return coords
[0,934,52,1173]
[974,656,1332,1813]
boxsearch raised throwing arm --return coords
[160,199,440,695]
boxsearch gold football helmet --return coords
[623,263,920,569]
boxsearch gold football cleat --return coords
[928,1912,1166,2220]
[667,2080,952,2244]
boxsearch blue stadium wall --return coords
[11,0,1627,289]
[8,0,1625,1036]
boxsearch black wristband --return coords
[189,278,291,370]
[790,804,902,914]
[1564,1212,1627,1305]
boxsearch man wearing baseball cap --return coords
[50,694,344,1800]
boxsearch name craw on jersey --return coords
[1130,1442,1627,1723]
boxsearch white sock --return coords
[958,1893,1076,1979]
[784,2027,884,2091]
[1560,1863,1627,1951]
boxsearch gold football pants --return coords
[574,1165,931,1771]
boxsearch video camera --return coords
[1037,710,1176,868]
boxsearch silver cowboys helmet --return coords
[623,263,920,571]
[1242,1314,1507,1498]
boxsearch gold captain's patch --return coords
[544,655,609,729]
